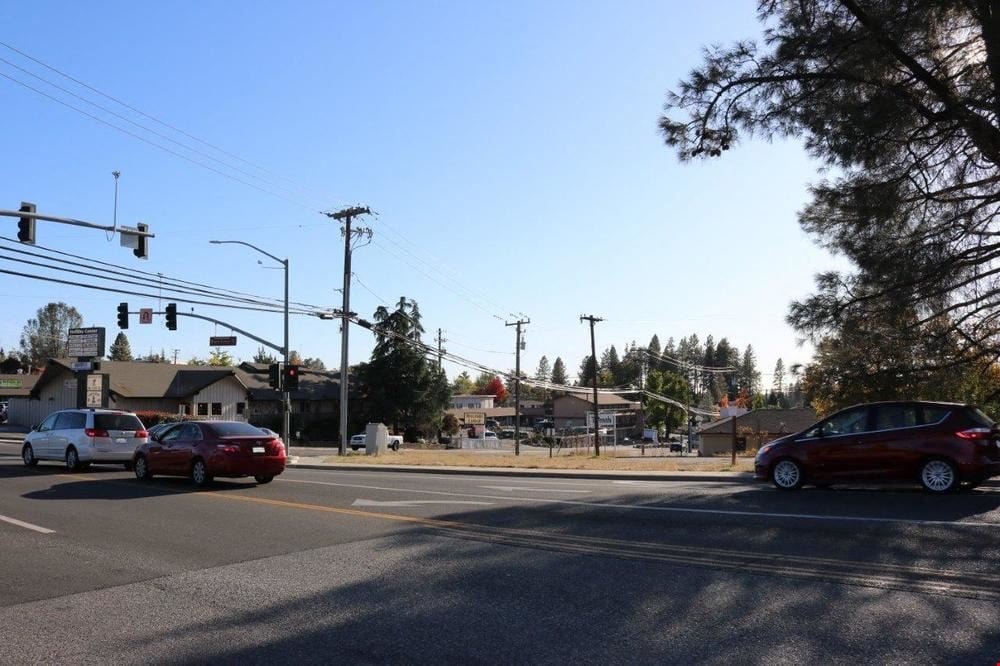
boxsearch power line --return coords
[0,70,316,209]
[0,40,339,209]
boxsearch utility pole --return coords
[580,314,603,456]
[172,349,179,365]
[505,317,530,456]
[436,328,446,370]
[325,206,372,456]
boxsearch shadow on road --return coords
[115,495,1000,665]
[20,475,257,501]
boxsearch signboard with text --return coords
[209,336,237,346]
[67,327,105,359]
[586,411,618,428]
[464,412,486,426]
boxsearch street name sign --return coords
[209,336,237,346]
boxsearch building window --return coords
[236,402,245,415]
[211,403,222,415]
[197,403,208,416]
[179,404,189,416]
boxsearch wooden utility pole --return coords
[436,328,446,370]
[580,314,603,456]
[506,317,530,456]
[324,206,371,456]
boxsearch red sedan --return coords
[133,420,286,486]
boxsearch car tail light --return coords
[135,430,148,438]
[216,444,241,454]
[267,438,283,454]
[956,428,993,440]
[85,428,109,438]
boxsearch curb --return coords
[288,461,755,484]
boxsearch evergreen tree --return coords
[550,357,568,386]
[208,349,234,367]
[360,297,449,435]
[108,332,133,361]
[577,355,598,386]
[535,355,551,383]
[253,346,277,364]
[740,344,760,395]
[600,346,622,386]
[773,358,786,396]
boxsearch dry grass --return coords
[320,449,755,472]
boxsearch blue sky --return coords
[0,1,846,386]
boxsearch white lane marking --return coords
[352,499,494,507]
[480,485,590,494]
[0,513,55,534]
[280,478,1000,529]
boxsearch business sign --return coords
[586,411,618,428]
[139,308,153,324]
[209,336,237,346]
[70,361,93,372]
[464,412,486,426]
[66,327,105,359]
[0,378,21,388]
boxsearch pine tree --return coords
[550,357,568,386]
[253,346,277,364]
[108,332,133,361]
[773,358,785,396]
[740,345,760,395]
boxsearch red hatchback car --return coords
[133,421,286,486]
[754,401,1000,492]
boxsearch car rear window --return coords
[206,422,269,437]
[94,414,144,431]
[964,408,996,428]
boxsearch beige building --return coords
[697,408,817,456]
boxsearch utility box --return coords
[365,422,389,456]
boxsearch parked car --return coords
[22,409,148,471]
[350,432,402,451]
[147,423,174,440]
[133,420,286,486]
[754,401,1000,493]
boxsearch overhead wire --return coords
[0,236,329,310]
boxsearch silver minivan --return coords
[22,409,149,471]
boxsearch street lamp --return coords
[209,240,290,450]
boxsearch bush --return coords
[132,411,186,427]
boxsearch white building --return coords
[449,394,496,410]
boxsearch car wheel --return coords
[254,475,274,484]
[920,458,957,493]
[771,459,803,490]
[22,444,37,467]
[134,455,152,481]
[65,447,81,472]
[191,459,213,487]
[391,442,399,451]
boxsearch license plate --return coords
[116,438,126,444]
[252,446,265,454]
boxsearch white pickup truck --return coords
[350,433,402,451]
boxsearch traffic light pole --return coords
[155,307,284,354]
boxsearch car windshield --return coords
[94,414,144,431]
[207,422,271,437]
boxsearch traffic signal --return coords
[165,303,177,331]
[133,222,148,260]
[17,202,35,244]
[283,364,300,391]
[268,363,281,390]
[117,302,129,329]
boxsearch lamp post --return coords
[209,240,290,449]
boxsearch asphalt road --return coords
[1,453,1000,664]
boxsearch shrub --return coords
[132,411,186,427]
